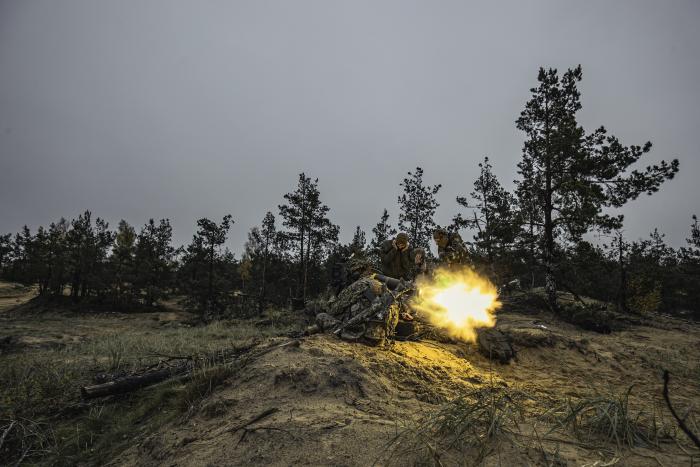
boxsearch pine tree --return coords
[0,233,12,278]
[65,211,114,300]
[453,157,517,265]
[398,167,441,251]
[112,220,136,304]
[370,209,396,254]
[242,219,288,305]
[678,215,700,314]
[46,219,70,296]
[688,215,700,250]
[279,173,339,301]
[10,227,32,284]
[134,219,175,306]
[515,66,679,310]
[259,212,276,304]
[28,226,50,294]
[349,226,367,256]
[603,230,630,313]
[179,215,234,318]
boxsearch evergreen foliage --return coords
[278,173,339,300]
[370,209,396,252]
[349,226,367,256]
[0,66,695,320]
[398,167,441,251]
[453,157,519,280]
[514,66,679,309]
[179,215,235,320]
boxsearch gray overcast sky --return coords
[0,0,698,255]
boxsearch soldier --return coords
[311,275,400,346]
[380,232,414,280]
[331,251,377,295]
[432,228,470,267]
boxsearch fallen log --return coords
[81,364,190,399]
[80,339,299,399]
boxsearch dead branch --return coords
[0,420,15,451]
[80,339,299,399]
[663,370,700,449]
[81,365,190,399]
[229,407,279,438]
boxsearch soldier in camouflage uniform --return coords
[312,275,400,346]
[330,252,377,295]
[380,232,414,280]
[432,228,470,267]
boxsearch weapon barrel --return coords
[372,274,403,290]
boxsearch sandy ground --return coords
[1,282,699,466]
[115,313,699,466]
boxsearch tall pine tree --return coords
[179,215,234,319]
[398,167,441,252]
[515,66,679,310]
[279,173,338,301]
[134,219,175,306]
[112,220,137,304]
[453,157,517,265]
[349,226,367,256]
[370,209,396,254]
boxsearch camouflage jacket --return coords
[317,276,399,346]
[437,233,470,267]
[379,240,414,280]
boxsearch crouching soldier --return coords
[380,232,414,280]
[310,275,400,347]
[432,228,470,267]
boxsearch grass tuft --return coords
[385,386,525,465]
[544,386,673,449]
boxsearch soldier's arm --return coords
[380,240,399,263]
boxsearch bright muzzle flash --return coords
[411,267,501,342]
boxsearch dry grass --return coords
[384,385,526,466]
[385,383,691,465]
[543,386,674,449]
[0,308,301,465]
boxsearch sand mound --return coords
[100,308,700,466]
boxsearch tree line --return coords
[1,65,697,318]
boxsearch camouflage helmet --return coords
[396,232,409,243]
[432,228,447,239]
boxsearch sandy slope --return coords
[112,309,700,466]
[1,281,697,465]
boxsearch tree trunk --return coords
[617,234,629,313]
[543,105,557,311]
[543,211,557,311]
[206,243,214,319]
[298,227,305,302]
[303,233,312,302]
[260,247,268,314]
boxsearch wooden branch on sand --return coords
[663,370,700,450]
[80,339,299,399]
[81,365,190,399]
